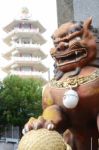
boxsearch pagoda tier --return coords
[3,19,46,33]
[3,28,46,46]
[2,61,47,72]
[2,8,48,80]
[2,44,47,60]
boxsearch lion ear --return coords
[83,17,92,29]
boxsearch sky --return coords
[0,0,58,80]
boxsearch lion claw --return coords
[47,123,55,130]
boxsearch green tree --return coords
[0,75,44,136]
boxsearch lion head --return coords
[50,18,96,75]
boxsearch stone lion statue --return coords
[22,18,99,150]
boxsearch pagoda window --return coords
[16,40,19,44]
[22,53,32,57]
[14,38,19,44]
[30,25,38,31]
[30,24,32,29]
[20,53,22,57]
[15,24,22,29]
[21,23,30,29]
[19,23,22,28]
[31,67,33,71]
[21,38,30,44]
[21,66,32,71]
[15,67,20,71]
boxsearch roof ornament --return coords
[21,7,31,19]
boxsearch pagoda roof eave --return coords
[3,19,46,33]
[2,67,47,83]
[2,47,47,60]
[3,31,46,46]
[2,61,48,73]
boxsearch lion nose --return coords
[56,42,69,51]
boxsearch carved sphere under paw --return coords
[18,129,71,150]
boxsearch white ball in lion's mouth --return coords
[63,89,79,109]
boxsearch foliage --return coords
[0,75,44,128]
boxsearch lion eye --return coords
[61,32,67,38]
[57,47,61,51]
[75,24,83,31]
[68,28,76,34]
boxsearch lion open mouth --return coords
[54,48,87,66]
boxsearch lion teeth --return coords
[75,51,78,55]
[64,42,69,46]
[75,37,81,41]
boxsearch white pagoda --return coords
[2,7,48,81]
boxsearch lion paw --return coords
[22,116,55,135]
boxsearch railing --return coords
[10,70,45,77]
[14,27,39,33]
[11,43,40,48]
[4,27,46,46]
[8,28,39,36]
[11,56,42,61]
[0,125,19,143]
[6,138,19,144]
